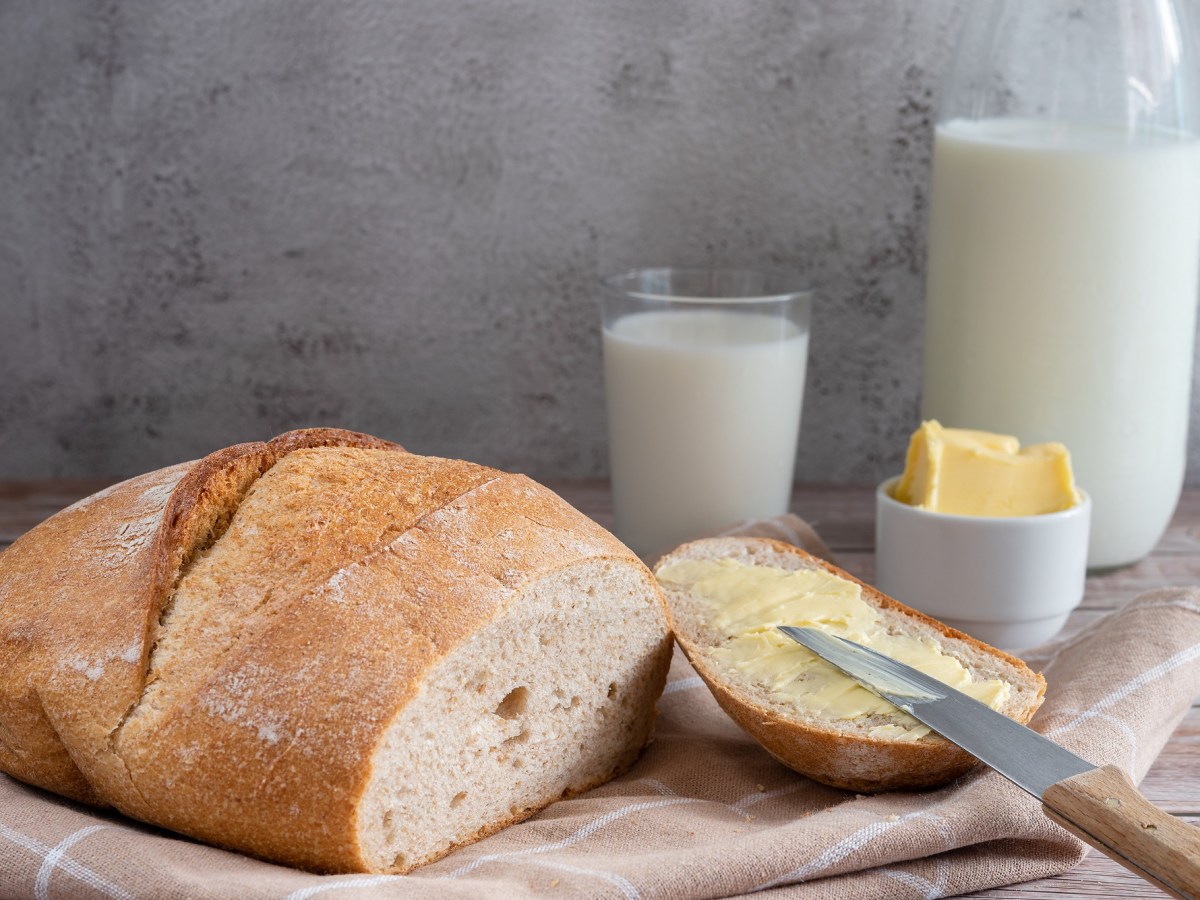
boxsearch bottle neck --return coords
[939,0,1198,137]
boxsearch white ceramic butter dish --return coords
[875,476,1091,650]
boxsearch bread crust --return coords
[656,537,1046,792]
[0,429,671,874]
[0,429,403,810]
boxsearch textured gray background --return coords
[1,1,1197,484]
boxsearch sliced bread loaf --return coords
[655,536,1046,792]
[0,429,673,873]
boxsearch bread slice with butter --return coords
[655,537,1046,792]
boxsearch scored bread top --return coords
[0,428,400,806]
[0,428,661,872]
[656,536,1046,792]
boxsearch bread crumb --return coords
[756,783,765,792]
[549,879,559,888]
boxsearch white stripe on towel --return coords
[284,874,405,899]
[0,823,133,900]
[661,676,705,696]
[1045,641,1200,739]
[443,796,704,878]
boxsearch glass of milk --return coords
[920,0,1200,569]
[601,268,812,561]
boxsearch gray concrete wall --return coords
[0,1,1197,486]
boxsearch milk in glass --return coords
[603,308,809,560]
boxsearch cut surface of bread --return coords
[655,537,1046,792]
[357,558,666,872]
[0,429,672,873]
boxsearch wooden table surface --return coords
[1,479,1197,899]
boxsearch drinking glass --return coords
[601,268,813,561]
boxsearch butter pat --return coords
[893,420,1080,517]
[655,557,1010,741]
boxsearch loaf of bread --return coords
[655,537,1046,792]
[0,428,672,873]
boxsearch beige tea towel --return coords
[1,515,1197,899]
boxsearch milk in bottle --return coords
[919,0,1200,568]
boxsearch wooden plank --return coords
[1081,555,1200,604]
[7,480,1195,561]
[791,484,878,551]
[1140,705,1200,813]
[546,481,882,553]
[0,479,110,544]
[555,482,1200,560]
[970,821,1200,899]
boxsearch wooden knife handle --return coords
[1042,765,1200,899]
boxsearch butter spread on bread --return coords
[0,428,673,874]
[655,537,1045,792]
[656,557,1010,741]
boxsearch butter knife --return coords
[778,625,1200,899]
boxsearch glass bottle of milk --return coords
[921,0,1200,568]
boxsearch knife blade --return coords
[778,625,1200,900]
